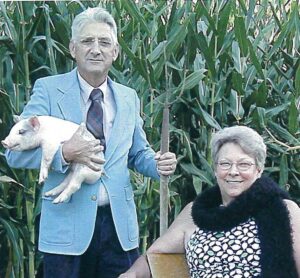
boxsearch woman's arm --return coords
[284,199,300,275]
[118,255,150,278]
[147,202,195,254]
[119,203,196,277]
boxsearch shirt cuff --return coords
[60,143,70,166]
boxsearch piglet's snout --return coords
[1,139,9,148]
[1,139,15,149]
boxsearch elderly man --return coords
[5,7,176,278]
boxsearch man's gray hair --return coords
[71,7,118,42]
[211,126,267,171]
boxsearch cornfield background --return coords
[0,0,299,277]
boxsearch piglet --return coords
[1,115,104,204]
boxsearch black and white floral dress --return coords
[186,218,261,277]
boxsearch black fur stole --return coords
[191,176,298,277]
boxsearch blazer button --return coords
[91,195,97,201]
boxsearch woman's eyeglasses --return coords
[216,161,256,171]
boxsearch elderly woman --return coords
[120,126,300,278]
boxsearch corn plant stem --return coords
[15,81,20,114]
[26,170,36,278]
[19,2,31,103]
[26,198,35,278]
[5,242,13,278]
[206,24,218,164]
[24,50,31,103]
[19,0,49,267]
[45,8,57,74]
[15,188,24,278]
[143,36,155,130]
[141,177,151,253]
[20,239,24,278]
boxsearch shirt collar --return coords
[77,71,108,103]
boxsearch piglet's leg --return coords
[50,164,85,203]
[52,175,83,204]
[39,144,59,184]
[44,172,73,197]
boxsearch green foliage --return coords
[0,0,299,277]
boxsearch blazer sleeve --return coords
[5,79,68,173]
[127,91,160,180]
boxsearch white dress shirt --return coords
[77,72,116,206]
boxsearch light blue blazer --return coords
[5,69,159,254]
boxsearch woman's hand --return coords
[118,255,151,278]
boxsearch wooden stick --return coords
[160,104,170,236]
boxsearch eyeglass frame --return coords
[215,161,256,171]
[77,36,116,51]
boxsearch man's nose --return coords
[91,41,101,53]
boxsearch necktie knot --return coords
[90,88,103,101]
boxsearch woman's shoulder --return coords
[283,199,300,211]
[167,202,197,236]
[181,202,193,214]
[283,199,300,231]
[283,199,300,275]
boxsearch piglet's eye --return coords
[18,129,26,135]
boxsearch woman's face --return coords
[215,142,262,205]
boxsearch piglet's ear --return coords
[13,115,22,123]
[28,116,40,131]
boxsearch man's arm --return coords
[128,92,176,178]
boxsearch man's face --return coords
[69,22,119,83]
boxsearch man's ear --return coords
[69,40,76,59]
[112,43,119,62]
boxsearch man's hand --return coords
[62,125,105,171]
[155,151,177,176]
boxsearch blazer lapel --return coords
[104,79,131,167]
[57,69,83,124]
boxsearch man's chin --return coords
[86,65,107,74]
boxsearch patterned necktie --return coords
[86,88,106,151]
